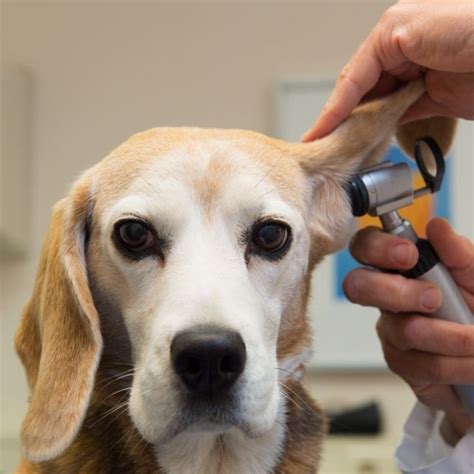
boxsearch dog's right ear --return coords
[15,173,102,463]
[287,80,456,259]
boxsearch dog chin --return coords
[160,417,277,447]
[184,421,234,435]
[135,411,277,448]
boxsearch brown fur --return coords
[16,187,102,464]
[18,378,325,473]
[15,80,456,473]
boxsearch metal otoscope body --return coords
[346,137,474,417]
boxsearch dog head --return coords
[16,81,456,462]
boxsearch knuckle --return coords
[378,6,397,32]
[375,4,418,70]
[427,358,451,382]
[399,316,419,350]
[412,384,438,407]
[385,352,403,377]
[383,4,401,20]
[456,330,474,355]
[394,276,411,312]
[381,341,404,376]
[377,6,402,45]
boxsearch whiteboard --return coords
[274,78,474,369]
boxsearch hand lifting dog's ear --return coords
[287,80,456,259]
[15,171,102,463]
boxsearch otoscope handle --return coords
[383,216,474,418]
[418,261,474,417]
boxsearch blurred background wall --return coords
[0,1,436,472]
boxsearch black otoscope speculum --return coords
[346,137,474,417]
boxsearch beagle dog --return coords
[15,81,455,473]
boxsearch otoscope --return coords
[346,137,474,417]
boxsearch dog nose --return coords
[170,326,246,397]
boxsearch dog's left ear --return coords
[15,173,102,463]
[291,80,456,256]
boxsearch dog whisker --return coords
[274,366,300,379]
[88,400,130,428]
[105,361,135,367]
[111,422,137,458]
[279,381,320,422]
[101,386,132,403]
[137,434,151,458]
[97,369,135,391]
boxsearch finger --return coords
[302,5,421,141]
[459,287,474,313]
[411,382,464,415]
[396,3,474,73]
[344,268,441,313]
[302,1,474,141]
[427,218,474,293]
[359,65,425,104]
[360,72,401,103]
[302,40,383,141]
[378,312,474,356]
[383,62,425,83]
[381,340,474,385]
[349,226,418,269]
[399,92,455,124]
[400,71,474,123]
[442,407,473,440]
[380,338,467,414]
[425,71,474,120]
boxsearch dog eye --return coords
[119,222,154,250]
[251,221,291,256]
[113,220,157,257]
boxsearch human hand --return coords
[302,0,474,142]
[343,218,474,439]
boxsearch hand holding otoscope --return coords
[344,137,474,434]
[301,0,473,457]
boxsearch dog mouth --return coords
[159,384,274,443]
[172,392,242,432]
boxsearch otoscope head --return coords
[346,176,370,217]
[346,136,446,217]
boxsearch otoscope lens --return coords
[414,137,445,194]
[416,141,437,178]
[346,177,369,217]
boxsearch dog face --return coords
[15,81,456,463]
[87,131,313,445]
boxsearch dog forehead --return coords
[92,128,306,215]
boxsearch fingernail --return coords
[420,287,441,311]
[301,130,312,142]
[345,276,360,301]
[391,244,413,265]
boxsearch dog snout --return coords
[171,326,246,397]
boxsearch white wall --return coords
[1,0,407,446]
